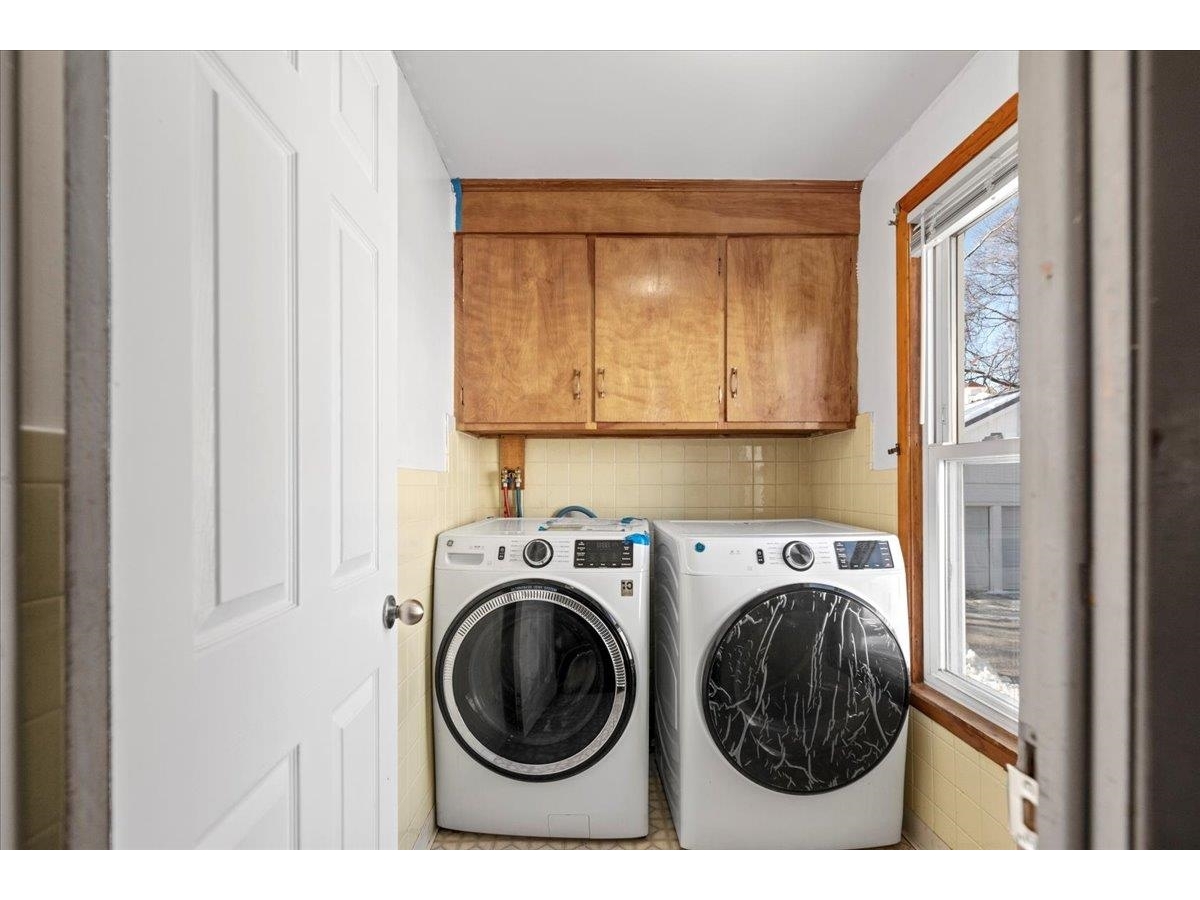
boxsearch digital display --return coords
[574,539,634,569]
[834,540,894,570]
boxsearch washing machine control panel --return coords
[442,535,646,573]
[522,538,554,568]
[573,539,634,569]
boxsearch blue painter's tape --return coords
[694,542,706,553]
[624,532,650,545]
[451,178,463,232]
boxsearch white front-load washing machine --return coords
[653,519,910,849]
[433,517,650,839]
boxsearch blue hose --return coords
[553,504,597,518]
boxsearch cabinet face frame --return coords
[725,235,859,425]
[455,234,593,426]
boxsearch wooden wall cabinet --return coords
[454,181,860,436]
[726,236,858,426]
[456,235,592,426]
[594,237,725,424]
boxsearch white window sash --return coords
[924,444,1021,733]
[920,168,1022,733]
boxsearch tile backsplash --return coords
[806,413,898,534]
[520,435,808,521]
[516,413,893,531]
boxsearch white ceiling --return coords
[396,51,976,180]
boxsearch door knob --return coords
[383,596,425,629]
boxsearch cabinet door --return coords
[594,237,724,423]
[458,235,592,424]
[726,236,857,424]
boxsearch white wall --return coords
[396,66,455,471]
[857,51,1019,469]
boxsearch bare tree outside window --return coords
[962,195,1020,399]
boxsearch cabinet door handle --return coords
[730,367,739,399]
[596,367,606,399]
[572,368,582,400]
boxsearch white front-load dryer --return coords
[433,517,650,839]
[653,519,910,849]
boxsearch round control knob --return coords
[783,540,815,571]
[523,538,553,568]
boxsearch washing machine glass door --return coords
[437,582,635,781]
[704,584,909,794]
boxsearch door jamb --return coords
[0,48,19,852]
[62,49,111,850]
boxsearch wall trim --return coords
[62,49,111,850]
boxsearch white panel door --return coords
[110,51,399,849]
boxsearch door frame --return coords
[0,48,18,852]
[61,49,112,850]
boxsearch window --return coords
[917,140,1020,731]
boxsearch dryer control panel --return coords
[834,540,895,569]
[682,534,901,578]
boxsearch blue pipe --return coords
[553,504,597,518]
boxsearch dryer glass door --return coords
[437,582,635,781]
[704,585,909,794]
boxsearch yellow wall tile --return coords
[705,440,731,462]
[590,440,617,463]
[908,710,1018,850]
[18,483,63,602]
[637,440,662,462]
[19,710,64,842]
[638,462,663,485]
[18,596,64,722]
[393,430,497,847]
[17,428,66,849]
[660,440,686,463]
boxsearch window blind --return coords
[909,129,1019,255]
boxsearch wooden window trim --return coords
[895,94,1019,768]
